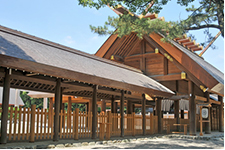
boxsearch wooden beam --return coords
[204,92,211,134]
[209,99,221,105]
[140,41,146,72]
[95,34,118,57]
[124,52,156,61]
[127,100,132,114]
[142,94,146,135]
[126,38,142,56]
[101,99,106,112]
[53,78,61,141]
[218,95,224,132]
[147,34,219,92]
[163,57,168,75]
[0,68,11,144]
[120,90,124,137]
[49,97,53,128]
[151,73,182,81]
[174,100,180,131]
[188,80,196,136]
[156,98,162,133]
[111,96,116,113]
[169,95,189,100]
[92,85,98,139]
[144,35,216,95]
[195,95,207,102]
[0,55,173,98]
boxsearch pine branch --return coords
[185,24,220,30]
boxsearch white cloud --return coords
[64,36,76,45]
[90,35,99,41]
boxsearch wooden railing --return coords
[0,105,159,142]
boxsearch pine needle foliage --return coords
[79,0,224,45]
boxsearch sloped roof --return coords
[0,25,174,97]
[170,38,224,92]
[95,32,224,96]
[150,33,224,95]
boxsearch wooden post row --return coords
[74,108,79,140]
[132,112,135,136]
[30,105,36,142]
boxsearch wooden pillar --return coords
[142,94,146,135]
[53,78,61,141]
[210,107,213,131]
[49,97,54,128]
[156,98,162,133]
[127,100,132,114]
[92,85,98,139]
[111,96,115,113]
[88,100,92,112]
[68,97,72,112]
[68,96,72,129]
[188,80,196,136]
[205,92,211,134]
[218,95,224,132]
[115,102,118,113]
[120,90,124,137]
[101,99,106,112]
[0,68,11,144]
[181,110,184,119]
[174,100,180,131]
[59,89,64,131]
[132,104,135,113]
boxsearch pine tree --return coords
[79,0,224,45]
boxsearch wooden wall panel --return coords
[194,84,204,97]
[178,80,188,94]
[129,43,141,56]
[104,37,124,59]
[160,81,176,92]
[145,55,164,76]
[125,60,140,69]
[168,61,181,74]
[145,43,155,53]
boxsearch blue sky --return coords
[0,0,224,73]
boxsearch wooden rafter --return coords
[151,73,183,82]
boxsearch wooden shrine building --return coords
[95,10,224,135]
[0,25,175,143]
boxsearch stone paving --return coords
[0,132,223,149]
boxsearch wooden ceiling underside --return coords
[0,68,144,101]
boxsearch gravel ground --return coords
[56,137,224,149]
[0,132,223,149]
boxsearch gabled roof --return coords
[149,33,224,96]
[0,25,174,97]
[95,32,224,96]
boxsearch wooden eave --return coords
[95,33,118,58]
[0,54,173,98]
[148,33,222,96]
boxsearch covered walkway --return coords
[0,25,173,143]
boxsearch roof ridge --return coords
[0,25,142,74]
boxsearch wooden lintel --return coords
[195,95,207,102]
[124,52,156,61]
[151,74,181,81]
[0,55,173,98]
[210,99,221,105]
[169,95,189,100]
[143,35,209,92]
